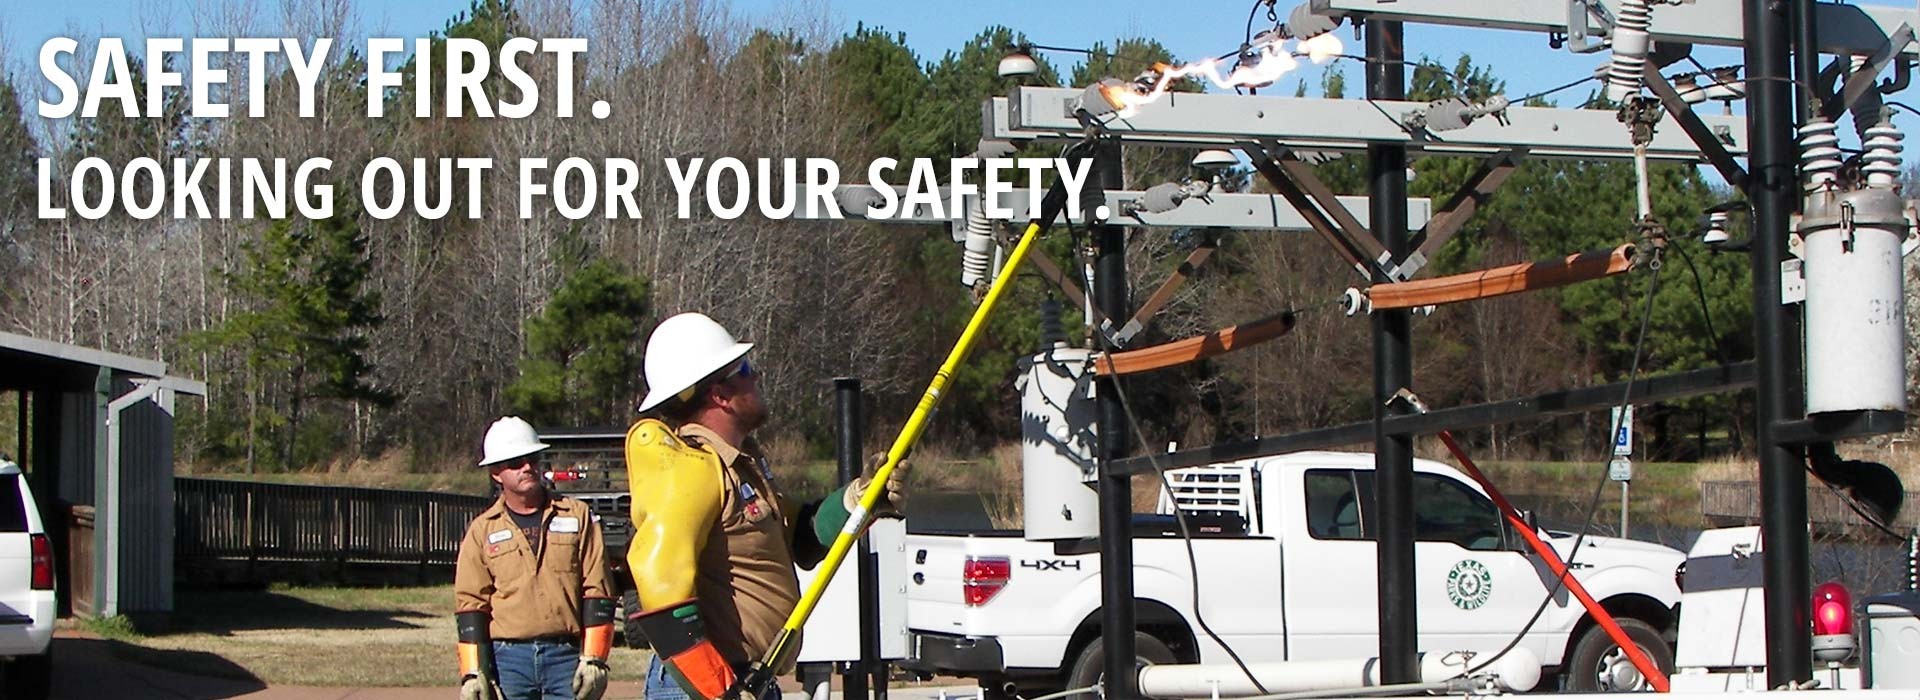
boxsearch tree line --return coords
[2,0,1885,476]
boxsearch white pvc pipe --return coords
[1136,648,1541,699]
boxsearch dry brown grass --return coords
[90,585,650,687]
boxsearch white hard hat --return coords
[637,312,755,413]
[479,416,550,467]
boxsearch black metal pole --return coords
[1366,17,1418,685]
[1093,136,1138,700]
[1790,0,1819,122]
[835,378,874,700]
[1744,0,1813,687]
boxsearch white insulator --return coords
[960,197,996,288]
[1800,117,1843,192]
[1018,347,1099,541]
[1849,56,1887,144]
[1606,0,1653,101]
[1863,120,1905,189]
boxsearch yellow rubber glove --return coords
[623,419,725,610]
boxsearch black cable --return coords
[1669,243,1726,366]
[1065,235,1275,696]
[1515,76,1599,105]
[1463,248,1668,682]
[1097,350,1276,696]
[1889,101,1920,119]
[1246,0,1271,46]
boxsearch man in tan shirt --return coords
[624,313,907,700]
[454,417,616,700]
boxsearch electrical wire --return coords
[1514,76,1600,105]
[1889,101,1920,119]
[1462,247,1668,682]
[1099,349,1276,697]
[1668,243,1726,366]
[1061,225,1275,696]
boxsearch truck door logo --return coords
[1020,559,1082,572]
[1446,560,1493,610]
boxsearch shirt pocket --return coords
[484,536,531,600]
[547,531,582,572]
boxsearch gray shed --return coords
[0,331,204,621]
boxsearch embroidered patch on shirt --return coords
[488,530,513,544]
[745,501,763,518]
[551,516,580,533]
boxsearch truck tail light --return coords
[963,556,1011,607]
[29,534,52,590]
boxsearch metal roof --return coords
[0,331,206,395]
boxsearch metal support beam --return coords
[995,88,1746,160]
[1368,17,1419,686]
[1406,149,1526,274]
[1243,142,1388,280]
[1642,67,1751,189]
[1314,0,1920,57]
[1091,138,1138,700]
[1274,148,1394,272]
[825,185,1432,230]
[1111,361,1756,475]
[1744,0,1813,685]
[1114,238,1218,345]
[833,378,874,700]
[1819,26,1916,122]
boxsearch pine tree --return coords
[506,261,651,427]
[195,203,394,470]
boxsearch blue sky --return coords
[2,0,1849,103]
[5,0,1917,158]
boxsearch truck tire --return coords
[1562,618,1672,693]
[621,588,651,650]
[1066,632,1174,696]
[4,649,52,700]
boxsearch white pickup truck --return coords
[898,452,1686,696]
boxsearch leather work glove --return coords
[849,452,910,517]
[572,657,610,700]
[459,675,500,700]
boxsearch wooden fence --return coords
[175,478,491,576]
[1700,480,1920,536]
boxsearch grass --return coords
[84,584,649,687]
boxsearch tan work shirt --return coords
[455,495,613,640]
[677,423,807,668]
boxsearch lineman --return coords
[454,417,616,700]
[623,312,908,700]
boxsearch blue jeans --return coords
[646,656,783,700]
[494,639,578,700]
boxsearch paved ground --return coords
[50,632,983,700]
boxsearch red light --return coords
[29,534,52,591]
[547,470,582,482]
[1812,581,1852,636]
[963,557,1012,607]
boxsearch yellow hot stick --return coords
[739,182,1072,693]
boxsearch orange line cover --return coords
[1094,312,1297,376]
[1369,243,1637,311]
